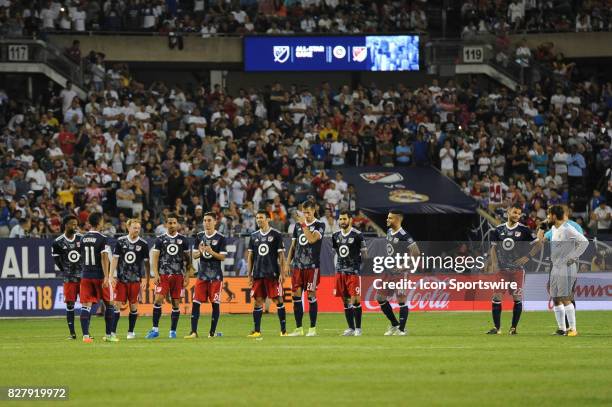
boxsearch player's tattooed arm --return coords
[301,224,322,244]
[183,251,192,285]
[278,250,286,284]
[487,245,498,274]
[285,239,296,276]
[246,250,254,287]
[102,251,110,288]
[150,249,160,284]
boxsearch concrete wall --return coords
[49,34,242,63]
[508,32,612,58]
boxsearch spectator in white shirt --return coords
[323,182,343,209]
[456,144,474,179]
[591,201,612,233]
[553,145,569,179]
[59,81,78,113]
[71,5,86,31]
[439,140,456,177]
[26,162,47,193]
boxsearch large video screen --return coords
[244,35,419,72]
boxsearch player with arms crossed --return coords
[332,210,367,336]
[487,204,534,335]
[110,218,150,340]
[376,209,420,336]
[79,213,113,343]
[145,214,191,339]
[547,205,589,336]
[185,212,227,339]
[52,215,83,339]
[247,210,288,337]
[286,201,325,337]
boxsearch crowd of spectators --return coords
[461,0,612,37]
[1,0,428,37]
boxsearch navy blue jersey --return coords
[249,228,285,279]
[291,220,325,269]
[152,233,190,276]
[332,228,366,274]
[52,234,83,282]
[386,227,415,256]
[194,231,227,281]
[80,231,111,279]
[113,235,149,282]
[491,222,534,269]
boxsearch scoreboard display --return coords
[244,35,419,72]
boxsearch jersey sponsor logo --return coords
[124,251,136,264]
[298,234,308,246]
[67,250,80,263]
[167,243,179,256]
[389,188,429,203]
[203,250,213,259]
[386,243,394,255]
[360,172,403,184]
[258,244,269,256]
[338,245,350,258]
[502,238,515,251]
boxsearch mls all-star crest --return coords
[360,172,404,184]
[352,46,367,62]
[273,46,290,63]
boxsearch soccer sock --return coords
[565,300,576,329]
[353,302,362,329]
[80,307,90,337]
[564,303,576,330]
[553,305,566,330]
[277,303,287,333]
[308,297,318,328]
[398,303,409,332]
[379,301,399,326]
[344,304,355,330]
[511,300,523,328]
[492,301,502,330]
[152,304,162,330]
[210,302,220,336]
[66,306,75,335]
[128,311,138,333]
[293,296,303,328]
[112,310,120,334]
[104,304,114,336]
[170,308,180,332]
[253,306,263,332]
[190,301,201,334]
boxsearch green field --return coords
[1,311,612,406]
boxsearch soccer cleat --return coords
[103,335,119,343]
[306,327,317,337]
[82,336,93,343]
[384,326,399,336]
[169,331,177,339]
[553,329,567,336]
[566,329,578,337]
[247,331,262,338]
[394,329,408,336]
[145,329,159,339]
[509,327,518,335]
[279,332,288,337]
[67,334,77,340]
[341,328,355,336]
[486,328,501,335]
[207,334,216,338]
[354,328,362,336]
[126,332,136,340]
[184,332,198,339]
[287,327,304,337]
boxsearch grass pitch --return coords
[1,311,611,406]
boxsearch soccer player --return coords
[51,215,82,339]
[145,214,191,339]
[487,204,535,335]
[547,205,589,336]
[79,212,113,343]
[247,210,287,337]
[376,209,420,336]
[185,212,227,339]
[286,201,325,337]
[332,210,366,336]
[110,218,149,340]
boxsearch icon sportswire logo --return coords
[273,46,290,63]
